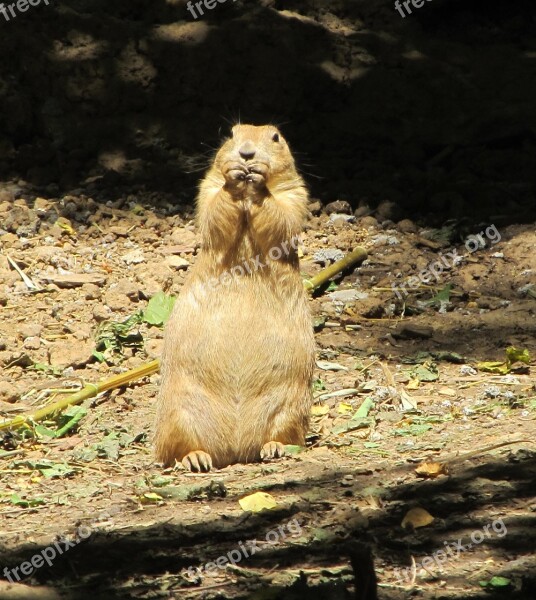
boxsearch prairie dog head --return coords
[214,124,301,198]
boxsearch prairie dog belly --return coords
[163,275,313,395]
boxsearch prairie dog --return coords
[154,124,315,471]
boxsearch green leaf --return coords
[34,406,87,439]
[478,346,531,374]
[148,476,174,488]
[34,423,58,438]
[54,406,87,438]
[479,576,512,589]
[433,351,465,363]
[284,444,305,455]
[406,363,439,382]
[477,361,509,374]
[312,528,336,543]
[142,292,177,326]
[326,281,338,292]
[425,283,452,306]
[28,363,62,375]
[9,493,46,508]
[506,346,530,366]
[313,316,326,331]
[393,423,433,437]
[352,397,375,419]
[332,417,373,435]
[141,492,163,504]
[312,378,326,392]
[16,460,76,478]
[94,312,144,364]
[92,350,106,362]
[488,576,512,588]
[95,431,136,460]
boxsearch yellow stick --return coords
[0,360,159,431]
[303,247,368,292]
[1,247,367,432]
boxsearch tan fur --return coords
[154,124,315,469]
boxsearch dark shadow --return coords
[0,452,534,599]
[0,0,534,224]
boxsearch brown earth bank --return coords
[0,0,535,221]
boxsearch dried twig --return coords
[303,246,367,291]
[0,361,159,431]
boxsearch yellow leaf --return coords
[401,507,435,529]
[238,491,277,513]
[477,361,509,374]
[131,204,145,215]
[337,402,353,414]
[312,404,329,416]
[141,492,163,504]
[506,346,530,366]
[56,217,76,236]
[406,378,420,390]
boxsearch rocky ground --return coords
[1,0,535,597]
[0,190,534,599]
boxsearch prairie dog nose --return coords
[238,141,256,160]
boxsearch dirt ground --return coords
[0,0,535,597]
[0,194,534,599]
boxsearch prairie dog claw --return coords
[260,441,286,461]
[182,451,213,472]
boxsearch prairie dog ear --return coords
[231,124,240,136]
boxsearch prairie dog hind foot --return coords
[260,441,286,461]
[182,450,213,472]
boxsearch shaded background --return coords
[0,3,535,598]
[0,0,535,223]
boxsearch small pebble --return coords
[313,249,344,264]
[23,336,41,350]
[484,386,501,398]
[460,365,477,376]
[324,200,352,215]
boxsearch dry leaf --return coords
[238,491,277,512]
[415,461,448,478]
[337,402,353,414]
[312,404,330,416]
[401,507,435,529]
[141,492,163,504]
[400,390,417,410]
[406,378,420,390]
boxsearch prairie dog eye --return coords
[272,132,280,142]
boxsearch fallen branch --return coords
[0,360,159,432]
[303,246,367,292]
[0,247,367,433]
